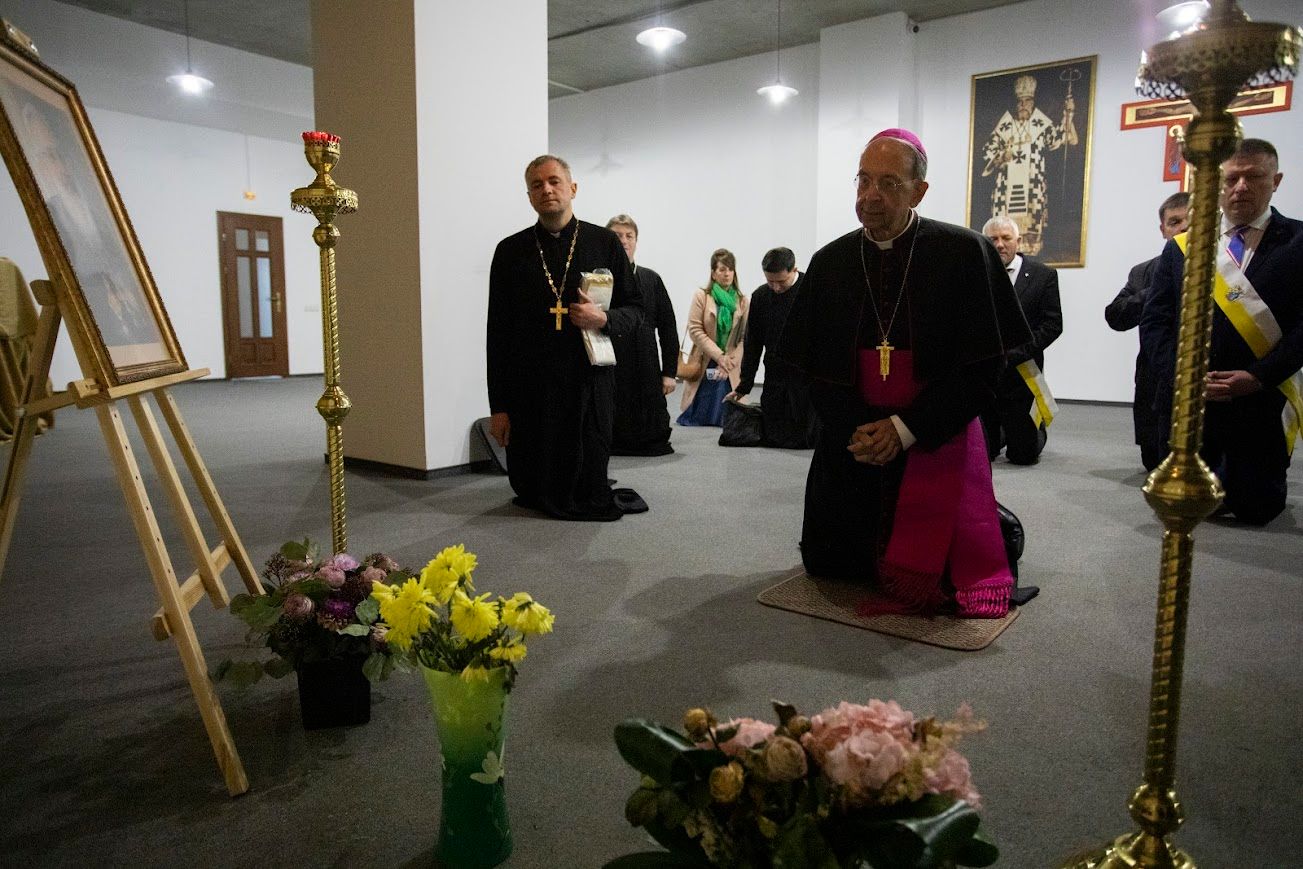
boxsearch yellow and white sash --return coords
[1016,359,1058,428]
[1175,232,1303,454]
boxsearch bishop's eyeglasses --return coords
[854,174,910,195]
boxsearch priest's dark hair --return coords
[1158,191,1190,222]
[524,154,572,181]
[761,247,796,273]
[1232,138,1277,167]
[707,248,741,292]
[606,214,638,237]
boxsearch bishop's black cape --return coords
[774,217,1030,578]
[487,218,644,520]
[609,264,676,456]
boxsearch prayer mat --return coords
[757,569,1020,651]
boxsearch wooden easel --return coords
[0,277,262,796]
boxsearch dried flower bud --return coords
[360,566,386,584]
[282,592,314,620]
[366,553,400,573]
[369,624,388,647]
[761,736,808,782]
[683,708,713,740]
[624,787,659,827]
[708,761,745,804]
[784,715,812,739]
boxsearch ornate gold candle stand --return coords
[291,132,358,555]
[1064,3,1299,867]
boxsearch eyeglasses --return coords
[854,174,910,195]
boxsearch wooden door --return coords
[217,212,288,378]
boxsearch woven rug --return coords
[757,569,1020,651]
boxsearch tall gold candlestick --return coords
[1064,3,1299,867]
[290,131,358,556]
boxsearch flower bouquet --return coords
[370,545,554,869]
[607,699,998,869]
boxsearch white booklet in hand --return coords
[580,270,616,366]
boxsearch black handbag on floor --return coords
[718,400,763,447]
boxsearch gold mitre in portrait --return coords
[1013,75,1037,99]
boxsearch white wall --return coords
[551,0,1303,402]
[550,42,820,388]
[0,0,319,384]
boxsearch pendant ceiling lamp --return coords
[757,0,797,104]
[166,0,213,95]
[636,26,686,53]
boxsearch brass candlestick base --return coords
[1064,3,1298,867]
[291,132,358,555]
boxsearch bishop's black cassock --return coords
[487,217,643,520]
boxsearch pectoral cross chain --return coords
[535,224,580,331]
[877,340,893,380]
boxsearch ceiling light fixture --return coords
[1156,1,1211,37]
[757,0,798,104]
[166,0,213,95]
[635,25,686,53]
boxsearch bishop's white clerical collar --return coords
[866,210,918,250]
[1220,207,1271,234]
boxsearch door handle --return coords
[272,292,282,314]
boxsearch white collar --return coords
[1221,207,1271,233]
[865,211,917,250]
[1006,254,1023,282]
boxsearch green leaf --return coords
[625,786,660,827]
[772,812,839,869]
[854,797,984,869]
[712,723,739,744]
[680,747,728,778]
[213,660,264,688]
[656,787,690,828]
[340,624,370,637]
[264,656,295,679]
[614,719,697,785]
[772,700,799,727]
[362,652,387,683]
[231,595,282,629]
[279,538,315,562]
[955,826,999,867]
[355,597,379,625]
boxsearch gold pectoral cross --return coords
[549,301,569,330]
[877,340,893,380]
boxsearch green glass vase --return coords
[423,665,513,868]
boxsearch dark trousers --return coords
[982,375,1047,465]
[1202,396,1290,525]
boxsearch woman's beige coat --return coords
[680,287,749,412]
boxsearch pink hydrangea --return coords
[802,700,915,758]
[925,748,981,808]
[820,729,911,802]
[316,565,346,588]
[330,553,360,572]
[708,718,776,757]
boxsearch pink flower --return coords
[360,566,386,584]
[707,718,776,757]
[316,565,346,588]
[925,749,981,808]
[821,730,911,804]
[282,593,314,620]
[803,700,915,758]
[330,554,360,572]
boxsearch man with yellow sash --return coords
[980,215,1063,465]
[1142,138,1303,525]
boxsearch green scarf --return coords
[710,282,739,350]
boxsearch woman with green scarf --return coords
[678,248,749,426]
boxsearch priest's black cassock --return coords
[775,216,1029,577]
[609,263,676,456]
[487,217,643,520]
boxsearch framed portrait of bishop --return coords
[966,56,1097,268]
[0,34,186,385]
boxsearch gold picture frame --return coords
[0,36,186,386]
[965,55,1097,268]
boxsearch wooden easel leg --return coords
[0,281,62,583]
[153,389,261,596]
[127,394,228,609]
[95,402,249,796]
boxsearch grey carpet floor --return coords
[0,377,1299,868]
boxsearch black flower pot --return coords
[295,655,371,730]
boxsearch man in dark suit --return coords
[981,215,1063,464]
[1105,191,1190,471]
[1141,138,1303,525]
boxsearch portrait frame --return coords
[0,36,186,386]
[965,55,1097,268]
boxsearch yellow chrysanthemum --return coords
[449,590,499,642]
[501,592,555,635]
[370,580,396,602]
[376,577,437,650]
[488,637,527,663]
[420,545,478,602]
[461,664,492,683]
